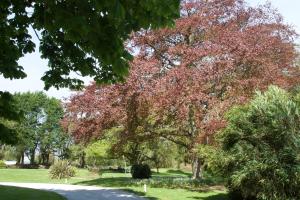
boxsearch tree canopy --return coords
[65,0,298,140]
[0,0,180,89]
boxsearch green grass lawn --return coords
[0,185,66,200]
[0,168,228,200]
[0,168,98,184]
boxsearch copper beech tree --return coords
[63,0,299,178]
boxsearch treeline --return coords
[0,92,70,166]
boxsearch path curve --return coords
[0,182,145,200]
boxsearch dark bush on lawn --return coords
[131,164,151,179]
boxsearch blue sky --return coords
[1,0,300,99]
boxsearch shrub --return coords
[49,160,76,179]
[0,160,6,168]
[205,86,300,200]
[131,164,151,179]
[2,145,17,160]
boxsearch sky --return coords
[1,0,300,100]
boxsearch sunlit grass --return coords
[0,168,98,184]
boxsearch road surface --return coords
[0,182,145,200]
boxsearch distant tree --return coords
[39,98,70,165]
[14,92,68,165]
[144,138,178,173]
[14,92,47,164]
[68,144,86,168]
[85,140,112,167]
[204,86,300,200]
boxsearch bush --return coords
[131,164,151,179]
[0,160,6,168]
[206,86,300,200]
[49,160,76,179]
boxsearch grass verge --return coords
[0,185,66,200]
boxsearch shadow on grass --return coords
[188,193,229,200]
[166,169,191,176]
[152,169,191,178]
[75,177,132,188]
[122,189,159,200]
[200,173,225,185]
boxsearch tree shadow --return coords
[188,193,229,200]
[75,177,132,188]
[122,189,159,200]
[151,169,191,178]
[166,169,192,177]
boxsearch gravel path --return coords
[0,182,145,200]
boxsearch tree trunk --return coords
[30,149,36,165]
[79,152,85,168]
[45,153,50,165]
[40,151,50,165]
[16,153,21,165]
[21,153,24,165]
[188,104,202,179]
[192,157,202,179]
[177,161,181,169]
[17,151,24,165]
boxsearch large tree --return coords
[64,0,299,178]
[131,0,299,178]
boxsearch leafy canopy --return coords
[0,92,20,144]
[0,0,180,89]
